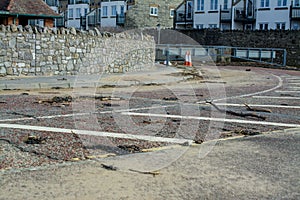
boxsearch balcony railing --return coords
[68,0,89,4]
[291,7,300,19]
[116,14,125,26]
[220,9,231,22]
[174,11,193,23]
[234,7,255,22]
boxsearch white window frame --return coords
[259,23,269,30]
[150,7,158,16]
[276,22,286,30]
[260,0,270,8]
[68,8,74,19]
[209,24,218,28]
[196,24,204,29]
[170,9,175,18]
[120,5,125,15]
[224,0,228,9]
[277,0,287,7]
[210,0,218,10]
[111,5,117,17]
[75,8,81,19]
[197,0,204,11]
[102,6,108,17]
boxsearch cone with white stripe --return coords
[184,51,192,67]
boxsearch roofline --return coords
[2,12,62,18]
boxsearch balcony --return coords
[116,14,125,26]
[291,7,300,20]
[234,7,255,22]
[220,9,232,22]
[174,11,193,23]
[68,0,89,5]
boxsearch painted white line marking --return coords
[0,105,174,122]
[285,87,300,90]
[252,96,300,100]
[0,123,193,144]
[275,90,300,93]
[197,74,283,103]
[214,103,300,109]
[121,112,300,128]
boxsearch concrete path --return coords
[0,128,299,199]
[0,65,187,90]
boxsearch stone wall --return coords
[0,25,155,76]
[180,29,300,67]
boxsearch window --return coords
[295,0,300,6]
[120,5,125,15]
[111,5,117,16]
[150,7,158,16]
[187,1,193,19]
[277,0,287,7]
[260,0,269,7]
[209,24,218,28]
[102,6,108,17]
[196,24,204,29]
[170,9,175,18]
[197,0,204,11]
[224,0,228,9]
[276,22,286,30]
[210,0,218,10]
[75,8,81,19]
[259,23,268,30]
[292,23,299,30]
[68,8,73,19]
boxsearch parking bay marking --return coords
[252,96,300,100]
[0,123,194,145]
[121,112,300,128]
[214,103,300,109]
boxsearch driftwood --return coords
[244,104,272,113]
[129,169,160,177]
[9,111,39,120]
[206,100,266,120]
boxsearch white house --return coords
[66,0,90,29]
[101,0,126,27]
[175,0,300,30]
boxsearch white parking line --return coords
[121,112,300,128]
[285,87,300,90]
[252,96,300,100]
[0,105,173,122]
[197,74,283,103]
[214,103,300,109]
[275,90,300,93]
[0,123,194,144]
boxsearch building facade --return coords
[0,0,60,28]
[101,0,126,27]
[125,0,182,28]
[175,0,300,30]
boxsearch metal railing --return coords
[220,9,232,21]
[291,7,300,19]
[234,7,255,22]
[156,44,287,67]
[174,11,193,23]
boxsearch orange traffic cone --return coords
[184,51,192,67]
